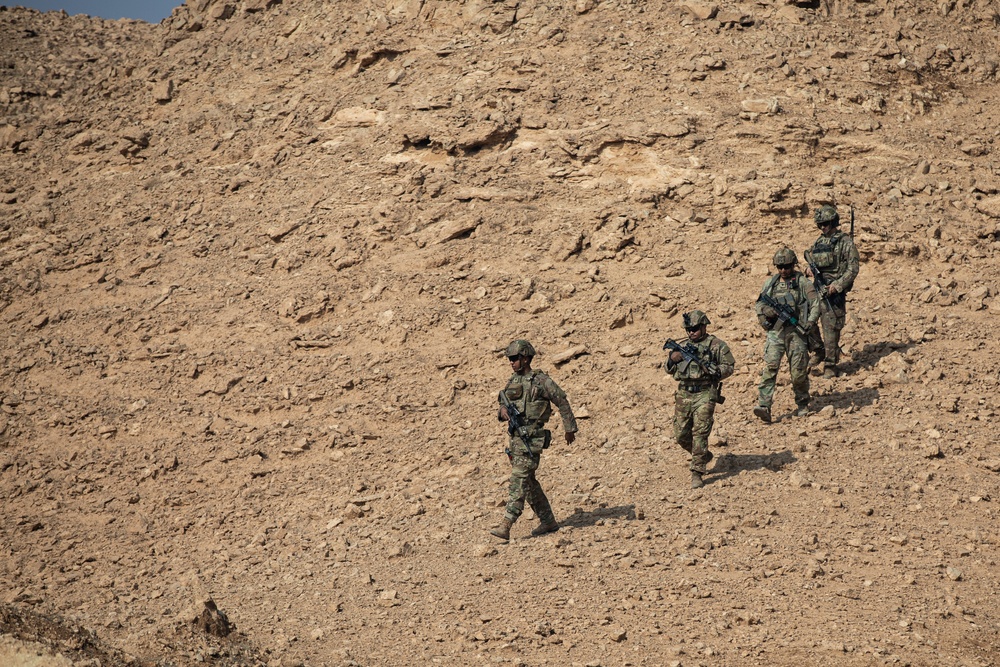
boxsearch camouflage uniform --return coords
[804,227,860,367]
[664,332,735,475]
[499,369,577,525]
[755,269,821,413]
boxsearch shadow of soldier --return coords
[814,386,880,411]
[560,504,637,529]
[841,340,919,375]
[706,449,796,484]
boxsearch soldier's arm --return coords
[713,340,736,380]
[665,338,687,372]
[538,375,578,434]
[665,355,678,373]
[755,285,776,329]
[831,237,860,293]
[802,277,821,324]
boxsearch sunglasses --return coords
[685,326,702,333]
[507,356,520,362]
[776,263,794,270]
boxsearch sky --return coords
[14,1,180,23]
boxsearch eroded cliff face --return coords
[1,1,999,665]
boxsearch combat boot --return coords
[753,405,771,423]
[530,520,559,536]
[823,364,837,379]
[795,404,810,417]
[489,518,513,541]
[691,471,705,489]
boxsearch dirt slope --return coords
[2,0,1000,665]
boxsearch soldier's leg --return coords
[788,334,811,409]
[757,333,784,408]
[807,304,827,365]
[525,473,554,523]
[689,392,716,474]
[821,301,842,365]
[524,436,555,523]
[673,391,695,453]
[504,451,539,523]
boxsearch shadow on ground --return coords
[707,449,796,484]
[769,386,881,423]
[815,386,881,410]
[845,340,918,374]
[561,504,637,529]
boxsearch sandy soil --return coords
[2,1,1000,665]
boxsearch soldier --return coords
[664,310,735,489]
[804,204,860,378]
[490,339,578,541]
[753,248,821,423]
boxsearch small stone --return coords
[609,309,633,329]
[473,544,498,558]
[741,98,780,114]
[805,559,825,578]
[527,292,552,314]
[388,542,413,558]
[922,443,943,458]
[551,345,587,364]
[153,80,174,102]
[946,566,963,581]
[683,2,718,19]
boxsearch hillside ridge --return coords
[2,1,1000,665]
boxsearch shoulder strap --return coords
[761,274,780,297]
[527,370,544,390]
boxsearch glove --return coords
[758,315,774,331]
[761,305,778,319]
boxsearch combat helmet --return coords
[682,310,711,329]
[773,247,797,266]
[505,339,536,358]
[814,204,840,226]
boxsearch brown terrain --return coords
[2,0,1000,665]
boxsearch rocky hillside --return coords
[2,0,1000,665]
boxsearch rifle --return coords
[662,339,725,404]
[498,390,536,459]
[756,293,810,336]
[807,261,834,312]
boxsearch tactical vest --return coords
[810,232,850,286]
[503,370,553,428]
[763,274,810,326]
[673,338,718,382]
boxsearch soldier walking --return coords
[804,204,861,378]
[664,311,735,489]
[753,248,820,422]
[490,340,578,541]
